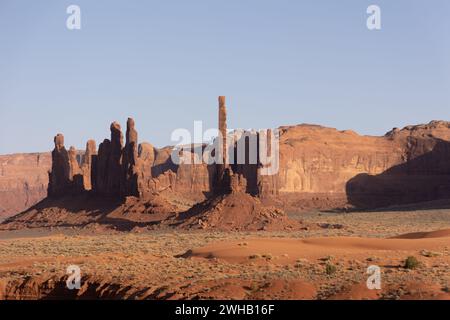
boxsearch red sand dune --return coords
[186,232,450,264]
[391,229,450,239]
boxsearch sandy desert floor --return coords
[0,208,450,300]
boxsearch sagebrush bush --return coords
[325,263,337,275]
[404,256,420,269]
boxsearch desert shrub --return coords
[404,256,420,269]
[325,263,337,275]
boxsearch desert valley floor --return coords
[1,206,450,300]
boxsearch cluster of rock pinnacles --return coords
[48,97,278,200]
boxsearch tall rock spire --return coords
[82,140,97,191]
[48,134,84,195]
[48,134,71,196]
[216,96,229,192]
[121,118,139,196]
[107,122,123,195]
[218,96,227,167]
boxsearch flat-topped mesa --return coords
[121,118,139,196]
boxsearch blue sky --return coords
[0,0,449,154]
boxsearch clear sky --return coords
[0,0,449,154]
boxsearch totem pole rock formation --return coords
[107,122,123,195]
[47,98,280,203]
[216,96,228,191]
[215,96,266,196]
[121,118,139,196]
[218,96,228,166]
[95,139,111,194]
[68,146,81,179]
[48,134,85,195]
[72,118,154,197]
[68,146,84,192]
[48,134,71,196]
[94,122,124,196]
[81,140,97,191]
[43,99,450,211]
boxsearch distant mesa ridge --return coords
[1,98,450,221]
[46,107,450,210]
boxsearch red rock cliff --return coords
[0,153,51,220]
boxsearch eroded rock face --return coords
[229,171,247,194]
[0,153,51,220]
[93,123,124,196]
[121,118,139,196]
[276,121,450,208]
[48,134,86,196]
[216,96,228,189]
[3,119,450,221]
[276,125,402,194]
[81,140,97,191]
[16,96,450,218]
[48,134,71,196]
[344,122,450,208]
[172,149,213,196]
[257,129,279,199]
[68,146,81,177]
[95,139,111,195]
[107,122,124,196]
[135,142,155,197]
[149,145,213,201]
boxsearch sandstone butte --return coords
[1,97,450,222]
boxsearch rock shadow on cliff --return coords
[346,139,450,210]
